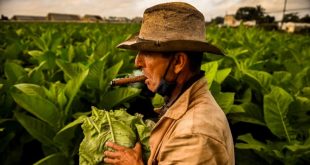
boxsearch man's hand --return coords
[103,142,144,165]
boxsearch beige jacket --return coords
[148,77,235,165]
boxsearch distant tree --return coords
[300,14,310,23]
[256,5,265,18]
[236,7,257,21]
[261,15,275,24]
[282,13,299,22]
[211,16,224,24]
[235,5,265,21]
[235,5,276,24]
[1,15,9,20]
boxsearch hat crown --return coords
[139,2,206,42]
[116,2,223,55]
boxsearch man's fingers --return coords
[103,141,143,165]
[104,150,121,159]
[104,157,118,164]
[105,141,126,151]
[133,142,142,155]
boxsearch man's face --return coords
[135,51,171,92]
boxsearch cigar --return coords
[110,75,147,86]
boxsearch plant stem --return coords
[106,111,115,143]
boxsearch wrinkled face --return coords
[135,51,171,92]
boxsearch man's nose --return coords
[135,53,144,68]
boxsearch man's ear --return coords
[174,52,188,74]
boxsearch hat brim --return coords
[117,35,224,55]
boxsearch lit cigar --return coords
[110,75,147,86]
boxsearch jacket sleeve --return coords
[157,133,231,165]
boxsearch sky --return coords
[0,0,309,21]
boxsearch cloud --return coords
[0,0,309,20]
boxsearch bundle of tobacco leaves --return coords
[79,106,154,165]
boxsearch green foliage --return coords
[264,86,295,142]
[11,84,61,129]
[1,22,309,164]
[206,25,310,164]
[0,22,141,164]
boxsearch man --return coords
[104,2,234,165]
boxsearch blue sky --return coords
[0,0,309,21]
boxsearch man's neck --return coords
[166,70,201,106]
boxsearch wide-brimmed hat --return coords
[117,2,223,55]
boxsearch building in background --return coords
[224,15,256,27]
[47,13,80,22]
[280,22,310,33]
[83,15,103,22]
[11,15,46,21]
[131,17,142,23]
[224,15,240,27]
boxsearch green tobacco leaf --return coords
[293,67,310,90]
[64,69,89,115]
[44,82,66,106]
[28,50,46,64]
[229,103,265,126]
[236,133,267,151]
[243,70,272,93]
[4,43,23,59]
[264,86,294,142]
[102,60,123,91]
[56,59,87,79]
[4,61,27,84]
[43,51,57,70]
[273,71,292,87]
[32,36,48,51]
[34,153,71,165]
[53,115,86,154]
[79,107,137,165]
[28,50,44,57]
[213,92,235,114]
[226,48,249,59]
[214,68,232,84]
[85,60,107,90]
[284,141,310,152]
[289,96,310,132]
[209,81,221,94]
[301,87,310,98]
[100,87,141,109]
[201,61,218,89]
[28,61,46,85]
[152,94,165,108]
[135,117,154,162]
[50,32,63,52]
[11,84,60,128]
[233,88,252,104]
[67,44,75,62]
[14,112,56,147]
[230,113,266,126]
[56,90,67,111]
[79,107,153,165]
[230,105,245,113]
[54,115,86,144]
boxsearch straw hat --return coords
[117,2,223,55]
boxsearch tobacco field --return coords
[0,22,309,165]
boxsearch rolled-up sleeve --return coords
[158,133,230,165]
